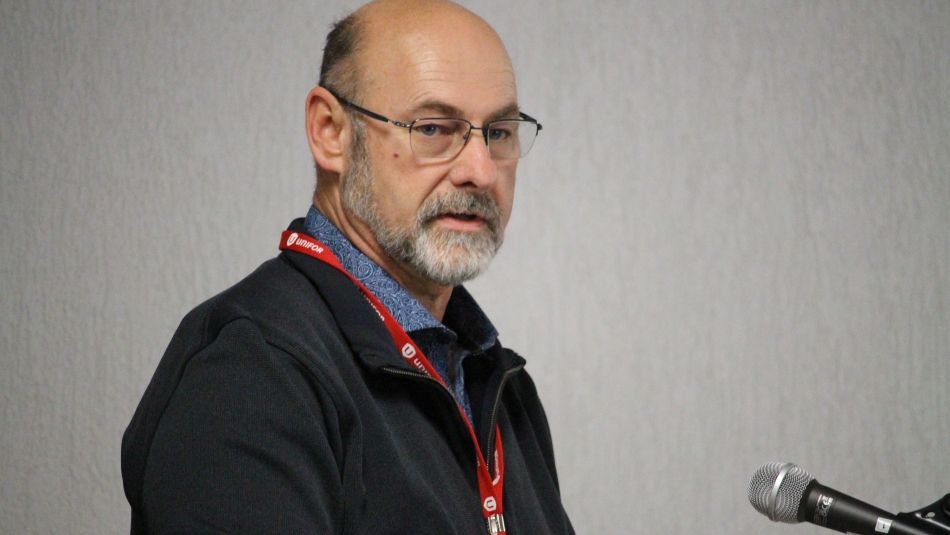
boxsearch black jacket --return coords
[122,219,574,534]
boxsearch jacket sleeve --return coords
[140,317,344,533]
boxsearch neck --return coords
[313,192,453,322]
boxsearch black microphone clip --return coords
[894,493,950,534]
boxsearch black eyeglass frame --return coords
[326,89,543,160]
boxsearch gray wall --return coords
[2,1,948,533]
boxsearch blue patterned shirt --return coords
[303,206,498,421]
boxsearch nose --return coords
[448,129,498,190]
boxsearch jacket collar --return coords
[280,218,524,374]
[280,220,399,371]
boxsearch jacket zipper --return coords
[484,364,524,473]
[381,362,524,474]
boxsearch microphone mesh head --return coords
[748,462,814,523]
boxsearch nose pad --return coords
[462,127,490,152]
[476,127,489,146]
[449,126,497,189]
[458,127,490,158]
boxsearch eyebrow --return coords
[407,99,522,123]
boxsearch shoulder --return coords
[193,257,334,346]
[167,255,370,369]
[122,256,358,523]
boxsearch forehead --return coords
[359,10,517,118]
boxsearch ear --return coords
[305,86,347,175]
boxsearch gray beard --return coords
[339,132,503,287]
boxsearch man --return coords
[122,1,574,533]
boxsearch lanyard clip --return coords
[486,513,506,534]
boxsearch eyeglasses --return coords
[328,90,542,162]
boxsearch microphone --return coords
[748,462,942,535]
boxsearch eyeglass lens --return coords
[409,119,538,161]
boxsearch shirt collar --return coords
[303,205,498,349]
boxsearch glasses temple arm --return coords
[518,112,542,131]
[326,88,392,124]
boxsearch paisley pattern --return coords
[304,206,498,421]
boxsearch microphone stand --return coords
[896,493,950,533]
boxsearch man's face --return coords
[340,17,519,287]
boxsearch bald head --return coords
[357,0,497,31]
[319,0,514,102]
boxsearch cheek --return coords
[377,163,439,222]
[365,145,418,220]
[500,199,514,229]
[497,170,517,220]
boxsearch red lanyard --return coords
[280,230,507,534]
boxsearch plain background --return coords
[2,1,948,533]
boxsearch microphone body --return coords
[748,462,945,535]
[799,480,936,535]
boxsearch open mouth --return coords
[432,212,489,229]
[447,212,479,221]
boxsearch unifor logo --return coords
[286,232,299,247]
[401,343,416,359]
[483,496,497,512]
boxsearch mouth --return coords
[432,211,489,230]
[419,192,501,234]
[446,212,480,221]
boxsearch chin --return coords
[412,242,498,286]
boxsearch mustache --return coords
[418,191,501,230]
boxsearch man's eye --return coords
[415,122,455,137]
[488,126,512,141]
